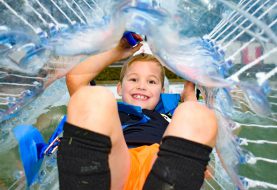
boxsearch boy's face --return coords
[117,60,164,110]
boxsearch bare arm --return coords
[66,35,143,96]
[180,81,198,102]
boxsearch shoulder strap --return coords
[117,93,180,128]
[117,102,150,130]
[155,93,180,115]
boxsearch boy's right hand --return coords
[113,32,143,60]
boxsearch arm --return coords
[180,81,198,102]
[66,34,143,96]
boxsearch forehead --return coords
[126,60,161,74]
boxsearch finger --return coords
[121,38,132,48]
[132,33,143,42]
[132,43,143,51]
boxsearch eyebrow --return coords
[126,73,160,81]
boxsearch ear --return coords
[117,82,122,96]
[161,87,165,93]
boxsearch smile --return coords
[132,94,149,100]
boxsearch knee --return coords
[165,101,218,147]
[67,86,117,120]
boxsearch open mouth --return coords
[132,94,149,100]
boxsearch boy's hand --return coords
[113,32,143,60]
[181,81,197,102]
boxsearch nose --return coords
[136,81,146,90]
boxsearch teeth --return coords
[133,94,147,100]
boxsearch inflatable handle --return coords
[123,31,142,47]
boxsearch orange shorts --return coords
[123,144,159,190]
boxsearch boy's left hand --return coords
[180,81,197,102]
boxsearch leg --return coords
[163,101,217,147]
[57,86,130,190]
[144,101,218,190]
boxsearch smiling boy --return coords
[118,56,164,110]
[57,34,217,190]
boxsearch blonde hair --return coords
[119,53,165,87]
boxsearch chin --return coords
[133,102,148,109]
[139,104,154,110]
[128,99,154,110]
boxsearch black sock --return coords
[57,122,112,190]
[143,136,212,190]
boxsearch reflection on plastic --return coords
[0,0,276,190]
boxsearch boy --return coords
[57,34,217,190]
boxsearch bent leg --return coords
[163,101,217,147]
[58,86,130,190]
[144,101,218,190]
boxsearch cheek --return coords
[153,88,163,99]
[120,85,131,99]
[154,88,161,95]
